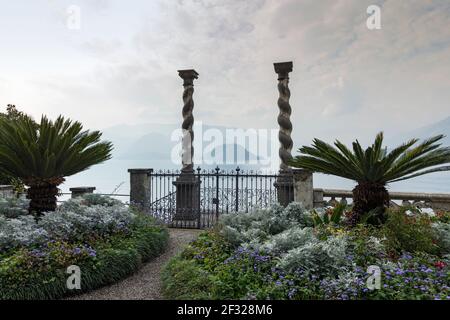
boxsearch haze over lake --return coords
[61,116,450,199]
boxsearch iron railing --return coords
[148,167,280,228]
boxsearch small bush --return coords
[161,257,214,300]
[0,197,29,218]
[262,227,315,254]
[382,209,439,255]
[277,235,348,277]
[432,222,450,255]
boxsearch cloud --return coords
[1,0,449,148]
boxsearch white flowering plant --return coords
[0,195,136,251]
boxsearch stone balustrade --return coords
[0,185,14,199]
[313,188,450,211]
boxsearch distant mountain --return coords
[101,122,275,167]
[387,116,450,147]
[408,116,450,145]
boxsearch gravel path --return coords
[70,228,201,300]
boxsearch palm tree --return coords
[0,115,113,216]
[290,132,450,224]
[0,104,32,187]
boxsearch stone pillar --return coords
[313,188,325,208]
[173,69,201,221]
[293,169,313,210]
[128,169,152,211]
[273,61,294,206]
[178,69,199,173]
[70,187,96,198]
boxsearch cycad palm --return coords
[0,115,113,216]
[290,132,450,224]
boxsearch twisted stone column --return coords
[274,62,293,172]
[174,69,200,223]
[178,69,199,173]
[273,62,295,207]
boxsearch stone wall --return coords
[0,185,14,199]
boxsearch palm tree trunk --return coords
[351,182,390,225]
[27,182,60,216]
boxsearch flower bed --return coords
[0,194,169,300]
[162,203,450,300]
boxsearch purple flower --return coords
[288,289,297,299]
[395,268,406,275]
[401,253,413,260]
[30,249,47,258]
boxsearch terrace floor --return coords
[69,228,201,300]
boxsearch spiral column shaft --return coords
[178,69,199,173]
[274,62,293,172]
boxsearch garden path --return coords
[69,228,201,300]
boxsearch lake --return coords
[60,159,450,201]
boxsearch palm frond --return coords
[0,115,113,184]
[290,132,450,185]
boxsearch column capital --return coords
[274,61,293,80]
[178,69,199,86]
[128,168,153,176]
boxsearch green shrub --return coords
[312,203,346,226]
[181,231,233,272]
[382,209,439,255]
[0,197,29,218]
[212,248,274,299]
[161,257,214,300]
[432,222,450,255]
[346,224,387,266]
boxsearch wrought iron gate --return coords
[148,167,279,228]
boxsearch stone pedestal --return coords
[70,187,96,198]
[274,170,294,207]
[128,169,152,211]
[173,172,201,220]
[293,169,313,210]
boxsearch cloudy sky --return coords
[1,0,450,148]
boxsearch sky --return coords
[1,0,450,149]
